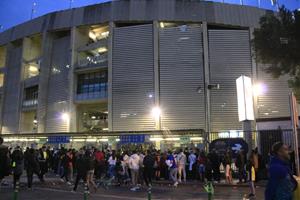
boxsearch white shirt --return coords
[177,152,187,166]
[129,154,140,170]
[108,156,117,166]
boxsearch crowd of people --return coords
[0,136,298,199]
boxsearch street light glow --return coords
[151,107,161,119]
[61,112,70,121]
[253,83,267,96]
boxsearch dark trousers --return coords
[13,173,22,189]
[238,167,246,182]
[27,168,41,188]
[73,173,87,191]
[39,162,47,180]
[212,166,220,181]
[95,163,105,179]
[143,167,153,186]
[60,166,69,182]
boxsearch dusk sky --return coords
[0,0,299,31]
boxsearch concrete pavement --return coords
[0,174,265,200]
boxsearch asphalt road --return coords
[0,175,264,200]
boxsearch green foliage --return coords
[253,6,300,97]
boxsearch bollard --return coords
[84,183,88,200]
[147,186,152,200]
[13,181,19,200]
[204,181,214,200]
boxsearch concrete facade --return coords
[0,0,293,135]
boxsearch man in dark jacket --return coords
[11,146,24,189]
[0,137,10,184]
[24,148,42,189]
[143,150,155,187]
[38,146,48,182]
[209,149,221,182]
[73,148,88,192]
[265,142,297,200]
[236,149,246,183]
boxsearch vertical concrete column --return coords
[18,38,29,133]
[0,43,12,134]
[37,32,53,133]
[202,22,211,139]
[108,22,114,131]
[153,21,161,130]
[69,27,78,133]
[249,27,259,150]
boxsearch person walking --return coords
[166,151,178,187]
[85,150,97,193]
[108,150,117,178]
[129,150,140,191]
[38,146,48,182]
[143,150,155,187]
[60,149,71,185]
[236,149,246,183]
[188,150,197,180]
[265,142,297,200]
[224,150,233,184]
[154,150,161,180]
[11,146,24,189]
[24,148,42,189]
[0,137,10,186]
[198,151,207,182]
[246,151,256,198]
[72,149,88,192]
[94,149,105,180]
[209,149,221,183]
[66,149,74,182]
[177,149,187,183]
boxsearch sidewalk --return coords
[152,179,267,187]
[1,173,267,189]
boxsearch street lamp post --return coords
[30,2,37,20]
[69,0,74,9]
[236,75,255,157]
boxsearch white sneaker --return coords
[130,187,137,191]
[173,182,178,187]
[67,182,72,185]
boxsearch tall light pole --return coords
[236,75,255,157]
[271,0,280,11]
[30,2,37,20]
[69,0,74,9]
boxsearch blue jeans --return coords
[108,165,115,178]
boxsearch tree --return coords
[253,6,300,97]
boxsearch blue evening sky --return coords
[0,0,299,31]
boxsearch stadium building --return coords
[0,0,295,150]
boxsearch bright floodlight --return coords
[252,83,267,96]
[61,112,70,121]
[236,75,254,122]
[151,107,161,119]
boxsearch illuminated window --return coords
[0,46,6,68]
[23,86,38,107]
[88,25,109,42]
[77,71,108,100]
[25,63,39,79]
[0,73,4,87]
